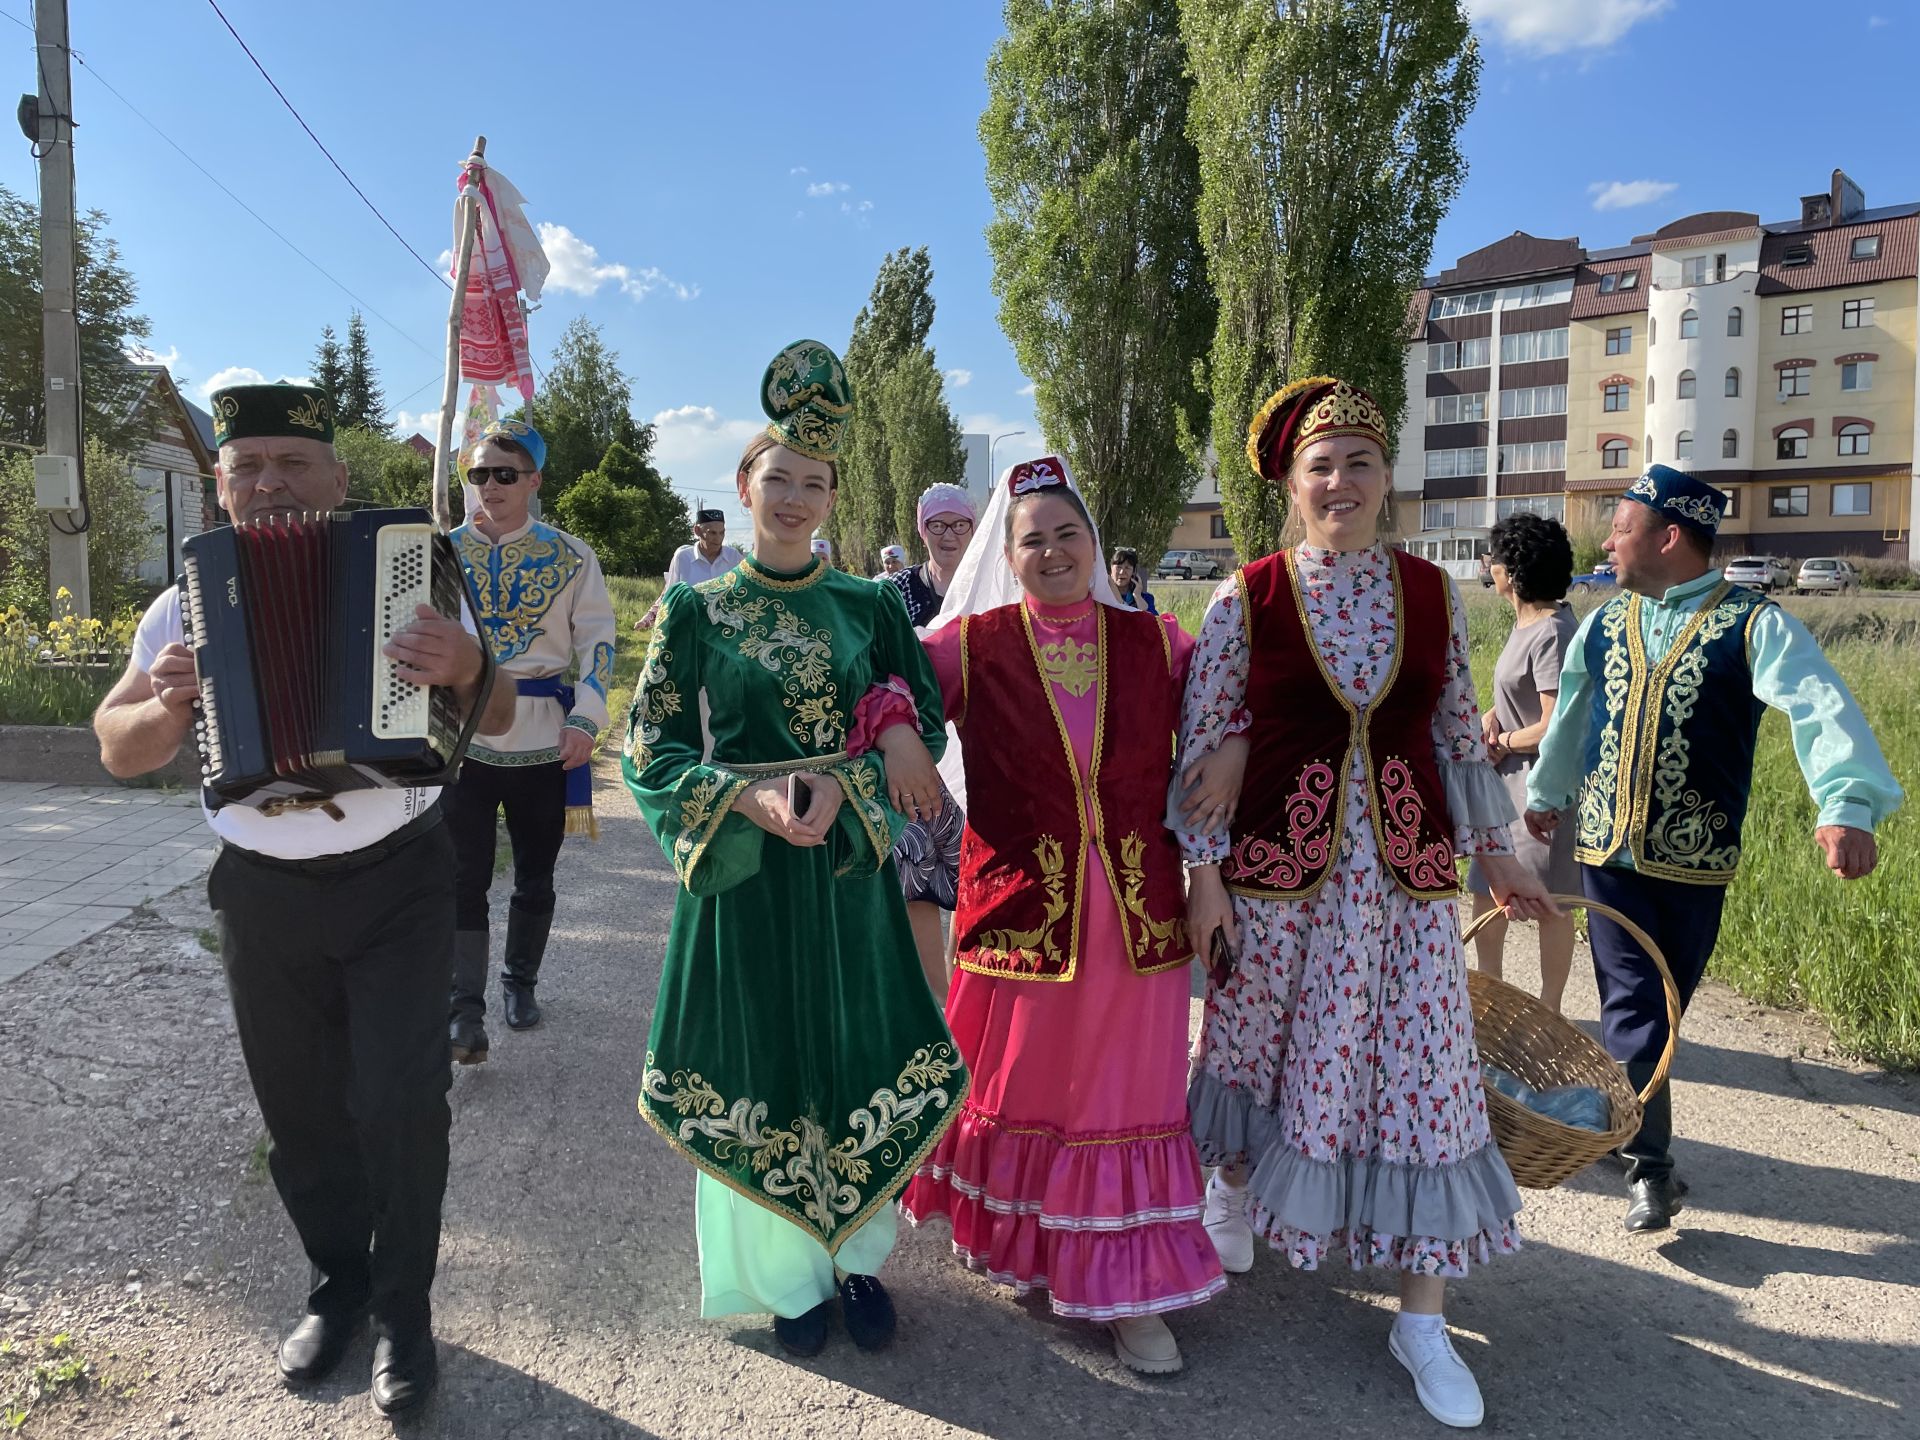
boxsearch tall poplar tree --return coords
[338,311,389,433]
[1180,0,1479,557]
[981,0,1213,556]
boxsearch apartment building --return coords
[1399,170,1917,576]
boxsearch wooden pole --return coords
[431,136,487,532]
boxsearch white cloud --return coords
[195,365,311,401]
[790,166,810,176]
[943,368,972,389]
[537,222,699,302]
[650,403,765,490]
[391,408,443,439]
[436,248,456,272]
[1468,0,1669,54]
[806,180,850,198]
[1016,381,1037,397]
[1588,179,1679,212]
[125,344,182,369]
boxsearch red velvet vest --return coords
[1224,548,1458,901]
[953,602,1192,982]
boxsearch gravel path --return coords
[2,763,1915,1437]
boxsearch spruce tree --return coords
[312,324,347,418]
[339,311,389,433]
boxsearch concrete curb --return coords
[0,724,198,789]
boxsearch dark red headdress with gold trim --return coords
[1245,375,1390,482]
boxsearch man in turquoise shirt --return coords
[1525,465,1901,1232]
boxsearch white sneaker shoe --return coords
[1201,1173,1254,1274]
[1109,1314,1182,1374]
[1389,1320,1484,1429]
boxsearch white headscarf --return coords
[927,456,1122,805]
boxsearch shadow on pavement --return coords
[1656,1230,1920,1289]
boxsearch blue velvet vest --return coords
[1574,581,1771,885]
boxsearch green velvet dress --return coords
[623,556,966,1317]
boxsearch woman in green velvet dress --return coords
[623,339,964,1357]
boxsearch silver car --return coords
[1795,557,1861,596]
[1723,555,1794,594]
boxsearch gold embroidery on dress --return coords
[626,622,680,769]
[704,576,845,749]
[1117,831,1185,965]
[460,525,585,662]
[973,835,1071,974]
[641,1043,960,1240]
[1037,635,1099,698]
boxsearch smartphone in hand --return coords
[788,772,813,821]
[1208,927,1236,989]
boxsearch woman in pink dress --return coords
[883,458,1224,1375]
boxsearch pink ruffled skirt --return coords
[901,897,1224,1319]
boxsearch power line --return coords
[203,0,450,291]
[0,8,30,34]
[67,52,438,360]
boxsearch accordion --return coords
[180,507,493,808]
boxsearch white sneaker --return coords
[1201,1173,1254,1274]
[1389,1320,1484,1429]
[1109,1314,1182,1374]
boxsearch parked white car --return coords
[1723,555,1795,594]
[1155,550,1225,580]
[1795,557,1862,596]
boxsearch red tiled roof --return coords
[1570,256,1652,319]
[1757,214,1917,294]
[1650,225,1762,251]
[1407,288,1432,336]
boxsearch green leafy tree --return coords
[830,248,964,572]
[336,426,431,509]
[338,311,388,434]
[982,0,1214,560]
[312,324,347,418]
[0,184,155,454]
[0,440,155,624]
[549,439,690,576]
[525,318,642,499]
[1181,0,1479,556]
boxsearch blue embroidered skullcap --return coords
[472,418,547,474]
[1623,463,1727,538]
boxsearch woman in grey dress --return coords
[1467,513,1579,1011]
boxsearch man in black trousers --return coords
[93,382,516,1415]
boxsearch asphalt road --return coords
[2,764,1915,1438]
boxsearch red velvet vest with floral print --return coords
[953,603,1192,982]
[1224,547,1458,901]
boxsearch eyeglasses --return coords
[469,466,533,486]
[924,518,974,537]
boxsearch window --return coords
[1499,384,1568,419]
[1681,257,1709,286]
[1603,382,1630,412]
[1599,273,1619,294]
[1715,253,1727,282]
[1843,298,1875,329]
[1494,494,1565,522]
[1832,481,1871,513]
[1727,307,1742,336]
[1645,432,1653,457]
[1722,429,1739,460]
[1782,304,1813,335]
[1427,336,1491,372]
[1725,367,1741,397]
[1606,326,1632,355]
[1679,309,1700,339]
[1430,290,1496,319]
[1840,361,1874,392]
[1421,499,1487,530]
[1783,244,1813,268]
[1602,439,1630,469]
[1209,513,1230,539]
[1649,317,1657,345]
[1647,376,1655,404]
[1778,365,1812,398]
[1511,283,1549,307]
[1424,447,1489,479]
[1675,431,1694,461]
[1770,486,1810,517]
[1497,441,1566,473]
[1498,328,1570,364]
[1724,488,1740,519]
[1425,392,1488,424]
[1838,424,1872,458]
[1851,234,1882,261]
[1776,427,1810,460]
[1617,271,1638,290]
[1677,370,1697,399]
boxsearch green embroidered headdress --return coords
[209,382,335,447]
[761,339,853,462]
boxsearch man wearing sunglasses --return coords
[633,507,742,630]
[446,420,617,1066]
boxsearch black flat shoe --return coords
[773,1302,830,1358]
[449,1017,489,1065]
[277,1311,361,1387]
[838,1273,896,1352]
[370,1330,438,1416]
[1625,1176,1689,1233]
[502,981,542,1031]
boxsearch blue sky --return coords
[1,0,1914,528]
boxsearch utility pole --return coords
[37,0,90,618]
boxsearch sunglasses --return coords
[469,465,533,486]
[924,518,974,537]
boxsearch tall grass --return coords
[0,601,136,727]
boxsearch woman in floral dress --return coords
[1181,377,1555,1430]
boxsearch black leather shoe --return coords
[277,1311,361,1387]
[370,1330,438,1416]
[838,1273,896,1352]
[1625,1176,1689,1232]
[773,1301,830,1357]
[502,981,543,1031]
[449,1016,489,1065]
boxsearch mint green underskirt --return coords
[694,1173,900,1319]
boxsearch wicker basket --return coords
[1462,894,1680,1191]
